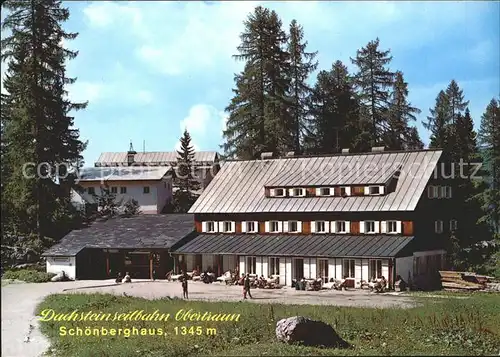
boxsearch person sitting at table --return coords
[123,272,132,283]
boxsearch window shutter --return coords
[344,221,350,233]
[297,221,302,233]
[277,221,283,232]
[265,221,270,233]
[345,187,351,196]
[231,222,235,233]
[374,221,380,233]
[283,221,289,233]
[331,221,336,233]
[202,222,207,232]
[241,222,247,233]
[253,221,258,233]
[396,221,402,234]
[311,221,316,233]
[324,221,330,233]
[269,189,275,197]
[381,221,387,234]
[288,189,294,196]
[218,222,224,232]
[359,221,365,233]
[379,185,385,195]
[315,188,322,196]
[364,186,370,195]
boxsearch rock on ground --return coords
[276,316,350,348]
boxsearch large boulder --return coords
[276,316,350,348]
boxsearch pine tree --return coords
[424,90,451,149]
[351,38,395,147]
[1,0,87,260]
[478,98,500,238]
[286,19,318,153]
[175,129,200,212]
[385,71,422,150]
[222,6,291,158]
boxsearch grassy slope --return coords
[36,293,500,357]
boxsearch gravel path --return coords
[1,279,416,357]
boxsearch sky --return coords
[1,1,499,166]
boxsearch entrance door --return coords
[108,252,124,277]
[293,258,304,280]
[318,259,329,283]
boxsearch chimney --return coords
[127,141,137,166]
[371,146,385,152]
[341,148,350,154]
[260,152,273,160]
[285,151,294,157]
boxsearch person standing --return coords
[180,270,189,299]
[243,273,253,299]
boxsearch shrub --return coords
[2,269,55,283]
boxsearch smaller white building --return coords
[72,166,173,214]
[46,256,77,280]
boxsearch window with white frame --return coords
[317,259,329,283]
[246,257,257,274]
[445,186,452,198]
[439,186,446,199]
[369,259,382,279]
[315,221,327,233]
[428,186,437,199]
[387,220,398,234]
[319,187,331,196]
[269,257,280,276]
[87,187,95,195]
[343,259,355,278]
[288,221,299,233]
[450,219,458,231]
[245,221,258,233]
[336,221,347,233]
[368,186,380,195]
[272,188,285,197]
[222,221,234,233]
[290,188,305,197]
[269,221,280,233]
[365,221,376,234]
[435,220,444,233]
[206,221,216,233]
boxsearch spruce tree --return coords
[1,0,87,260]
[445,80,469,125]
[223,6,291,158]
[307,60,366,153]
[286,19,317,153]
[175,129,200,212]
[424,90,451,149]
[351,38,395,147]
[385,71,422,150]
[478,98,500,238]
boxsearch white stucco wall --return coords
[75,178,173,214]
[46,256,76,280]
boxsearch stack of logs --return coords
[439,271,493,291]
